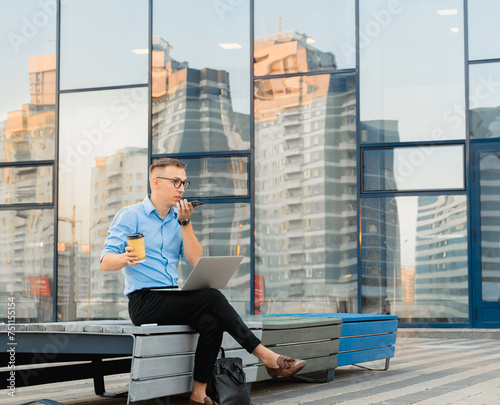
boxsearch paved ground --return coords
[2,336,500,405]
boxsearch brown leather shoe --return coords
[265,355,306,378]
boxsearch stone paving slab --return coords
[1,336,499,404]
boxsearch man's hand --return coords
[177,199,194,220]
[124,246,140,266]
[101,247,145,271]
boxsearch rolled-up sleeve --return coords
[100,207,136,262]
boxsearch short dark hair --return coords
[149,158,186,176]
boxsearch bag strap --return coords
[220,361,246,385]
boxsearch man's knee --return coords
[197,313,223,335]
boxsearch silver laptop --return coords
[150,256,244,291]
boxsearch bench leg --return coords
[291,368,335,383]
[92,358,127,398]
[352,358,391,372]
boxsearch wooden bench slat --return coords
[129,373,193,401]
[134,334,199,357]
[131,353,195,380]
[261,324,341,346]
[337,346,395,367]
[243,315,341,329]
[340,320,398,337]
[339,333,396,352]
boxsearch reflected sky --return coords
[360,0,465,142]
[254,0,355,69]
[468,0,500,61]
[153,0,249,114]
[58,88,148,241]
[0,1,56,122]
[364,145,464,192]
[60,0,148,90]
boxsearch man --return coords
[101,158,305,405]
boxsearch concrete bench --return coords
[0,316,342,404]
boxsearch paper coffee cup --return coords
[127,233,146,263]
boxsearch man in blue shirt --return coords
[101,158,305,405]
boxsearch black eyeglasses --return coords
[156,176,190,190]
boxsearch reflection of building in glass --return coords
[151,36,253,312]
[0,210,53,322]
[413,195,468,321]
[178,204,252,314]
[0,54,56,322]
[360,120,399,143]
[152,37,249,153]
[477,152,500,301]
[359,121,401,315]
[74,147,148,320]
[254,30,336,76]
[3,54,56,162]
[254,31,357,313]
[361,197,401,314]
[470,107,500,138]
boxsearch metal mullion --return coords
[0,203,54,211]
[152,150,252,159]
[148,0,153,195]
[59,83,148,94]
[468,58,500,65]
[53,0,62,322]
[183,196,251,204]
[360,189,467,199]
[254,68,356,82]
[355,0,362,314]
[250,0,255,315]
[360,139,467,149]
[0,160,54,168]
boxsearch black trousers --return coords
[128,288,261,383]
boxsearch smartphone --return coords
[190,200,204,207]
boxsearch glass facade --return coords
[1,0,500,328]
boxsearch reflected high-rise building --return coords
[152,36,250,153]
[360,120,401,314]
[151,36,253,313]
[253,30,357,314]
[254,30,337,76]
[413,195,468,321]
[73,147,148,320]
[0,54,55,322]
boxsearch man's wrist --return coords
[178,218,190,226]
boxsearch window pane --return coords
[0,165,53,204]
[175,156,249,199]
[0,1,56,162]
[177,203,251,314]
[0,209,54,322]
[478,151,500,302]
[152,0,250,153]
[468,0,500,61]
[469,63,500,139]
[361,195,468,323]
[254,0,355,74]
[255,73,358,314]
[363,145,464,192]
[60,0,148,90]
[58,89,148,320]
[360,0,465,142]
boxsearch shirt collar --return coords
[142,195,179,219]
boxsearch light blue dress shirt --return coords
[100,196,185,296]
